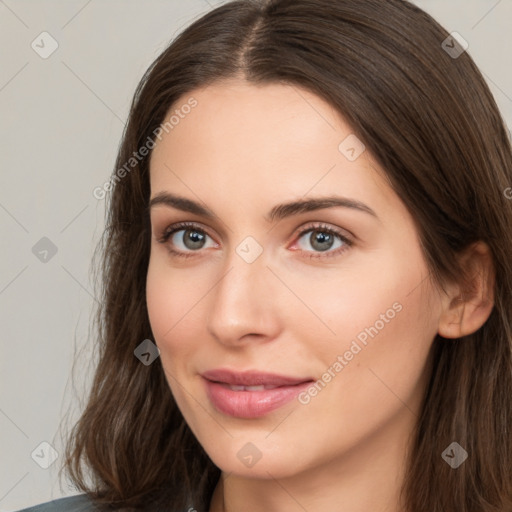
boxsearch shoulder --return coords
[14,494,194,512]
[13,494,100,512]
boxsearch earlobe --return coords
[437,241,495,339]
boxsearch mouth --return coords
[201,368,315,418]
[201,368,314,387]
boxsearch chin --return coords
[195,429,313,480]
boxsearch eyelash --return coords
[156,221,353,260]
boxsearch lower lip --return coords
[203,378,313,418]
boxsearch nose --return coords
[206,247,282,348]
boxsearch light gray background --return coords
[1,1,511,510]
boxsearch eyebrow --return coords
[148,192,378,222]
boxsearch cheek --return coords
[146,257,198,359]
[294,246,433,352]
[146,258,172,342]
[308,253,438,417]
[145,254,221,390]
[145,257,203,415]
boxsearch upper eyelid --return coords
[160,220,214,239]
[150,206,357,237]
[159,220,353,245]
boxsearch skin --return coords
[146,79,495,512]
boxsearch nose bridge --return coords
[206,242,278,344]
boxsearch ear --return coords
[437,241,495,339]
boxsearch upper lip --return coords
[202,368,314,387]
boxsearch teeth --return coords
[226,384,279,391]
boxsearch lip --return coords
[201,368,314,418]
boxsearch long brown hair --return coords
[63,0,512,510]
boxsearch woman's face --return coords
[146,79,442,480]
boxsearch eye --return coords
[157,222,217,259]
[291,223,353,259]
[156,221,353,260]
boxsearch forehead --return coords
[151,79,348,167]
[148,79,404,223]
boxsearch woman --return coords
[18,0,512,511]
